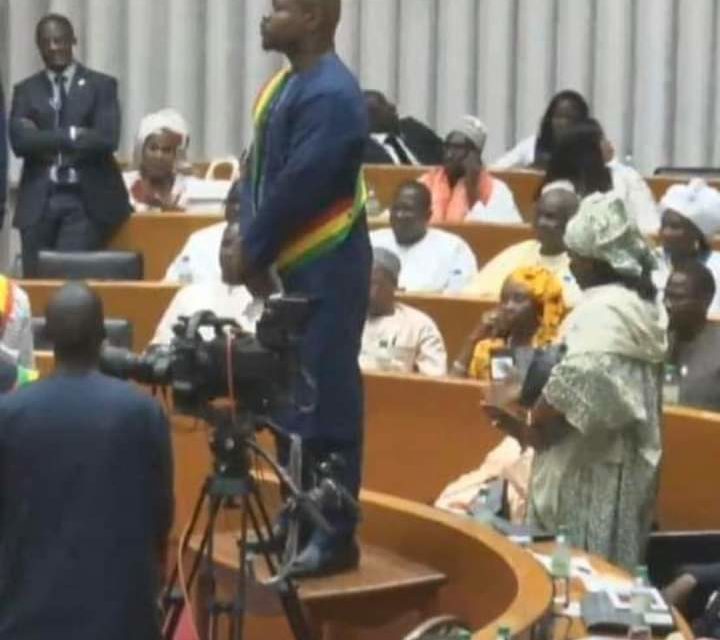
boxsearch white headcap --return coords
[660,178,720,241]
[541,180,577,196]
[453,115,488,152]
[136,108,190,151]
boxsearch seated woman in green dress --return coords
[485,191,668,569]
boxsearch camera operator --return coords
[237,0,371,577]
[0,282,173,640]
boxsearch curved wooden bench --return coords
[191,486,553,640]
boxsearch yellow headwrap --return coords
[468,266,567,380]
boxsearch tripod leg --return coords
[163,490,224,640]
[163,479,212,640]
[163,478,210,603]
[245,489,316,640]
[231,493,251,640]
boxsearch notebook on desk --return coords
[581,591,676,636]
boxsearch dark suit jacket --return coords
[9,64,130,234]
[0,79,7,226]
[363,116,444,166]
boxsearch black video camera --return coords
[100,295,312,416]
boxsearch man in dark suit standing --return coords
[10,14,130,277]
[0,78,7,227]
[363,90,443,166]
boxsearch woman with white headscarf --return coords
[123,108,230,213]
[653,179,720,315]
[484,192,667,569]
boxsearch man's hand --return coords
[243,268,278,298]
[237,252,278,298]
[481,402,526,442]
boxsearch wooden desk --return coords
[361,372,720,531]
[532,544,692,639]
[108,213,223,280]
[33,352,720,531]
[647,175,720,202]
[22,281,180,352]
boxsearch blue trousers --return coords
[275,221,371,540]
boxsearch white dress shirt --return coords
[46,63,80,183]
[492,135,537,169]
[608,160,660,234]
[360,303,447,376]
[370,133,420,165]
[164,222,226,284]
[151,283,258,346]
[370,227,478,293]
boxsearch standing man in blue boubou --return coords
[238,0,371,577]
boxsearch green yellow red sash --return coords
[0,276,14,335]
[251,69,367,273]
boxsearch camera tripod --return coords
[161,407,317,640]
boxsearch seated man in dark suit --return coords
[0,281,173,640]
[0,77,6,227]
[665,260,720,411]
[363,90,443,166]
[10,13,131,277]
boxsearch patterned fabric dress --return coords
[528,284,666,569]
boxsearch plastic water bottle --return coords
[469,486,494,525]
[551,525,571,578]
[627,566,652,640]
[365,188,382,218]
[551,525,571,605]
[177,255,193,285]
[663,364,681,405]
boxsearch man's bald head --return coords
[298,0,341,32]
[46,282,106,363]
[534,187,580,256]
[261,0,340,55]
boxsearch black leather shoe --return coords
[285,538,360,579]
